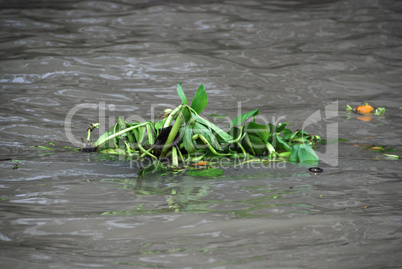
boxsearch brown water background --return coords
[1,0,402,268]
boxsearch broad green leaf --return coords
[244,133,265,155]
[191,84,208,114]
[192,121,222,151]
[95,126,114,149]
[131,128,139,143]
[289,143,319,163]
[288,144,300,162]
[118,118,135,144]
[276,122,289,133]
[297,143,319,163]
[134,125,146,143]
[268,123,276,135]
[192,112,233,142]
[230,109,259,127]
[240,134,255,155]
[275,134,292,152]
[281,128,293,141]
[155,117,167,130]
[187,168,224,177]
[245,122,270,142]
[176,82,188,105]
[182,125,196,153]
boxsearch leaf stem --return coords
[94,122,151,148]
[163,105,182,128]
[160,107,183,158]
[138,143,157,160]
[172,147,179,167]
[196,134,231,156]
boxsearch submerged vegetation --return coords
[84,83,321,176]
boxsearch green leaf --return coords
[187,168,224,177]
[176,82,191,122]
[289,143,319,163]
[176,82,188,105]
[118,118,135,144]
[140,160,167,177]
[160,108,184,157]
[192,112,233,142]
[209,114,227,119]
[383,154,399,160]
[100,149,126,155]
[292,137,309,143]
[191,84,208,115]
[298,143,319,163]
[244,133,265,155]
[131,128,139,143]
[192,121,222,151]
[278,151,291,157]
[95,126,114,149]
[35,145,55,150]
[182,125,196,153]
[374,107,385,115]
[281,128,293,141]
[136,126,146,144]
[276,122,289,133]
[275,134,292,152]
[243,122,271,155]
[288,144,300,162]
[245,122,270,142]
[155,117,167,130]
[230,109,259,127]
[228,126,243,142]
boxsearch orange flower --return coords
[356,104,374,114]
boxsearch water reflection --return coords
[100,170,317,218]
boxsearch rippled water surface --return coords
[1,0,402,268]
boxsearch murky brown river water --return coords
[1,0,402,268]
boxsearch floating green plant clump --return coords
[83,83,321,176]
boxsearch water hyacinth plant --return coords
[84,83,321,176]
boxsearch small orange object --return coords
[369,146,384,151]
[356,104,374,114]
[356,115,372,122]
[191,161,209,166]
